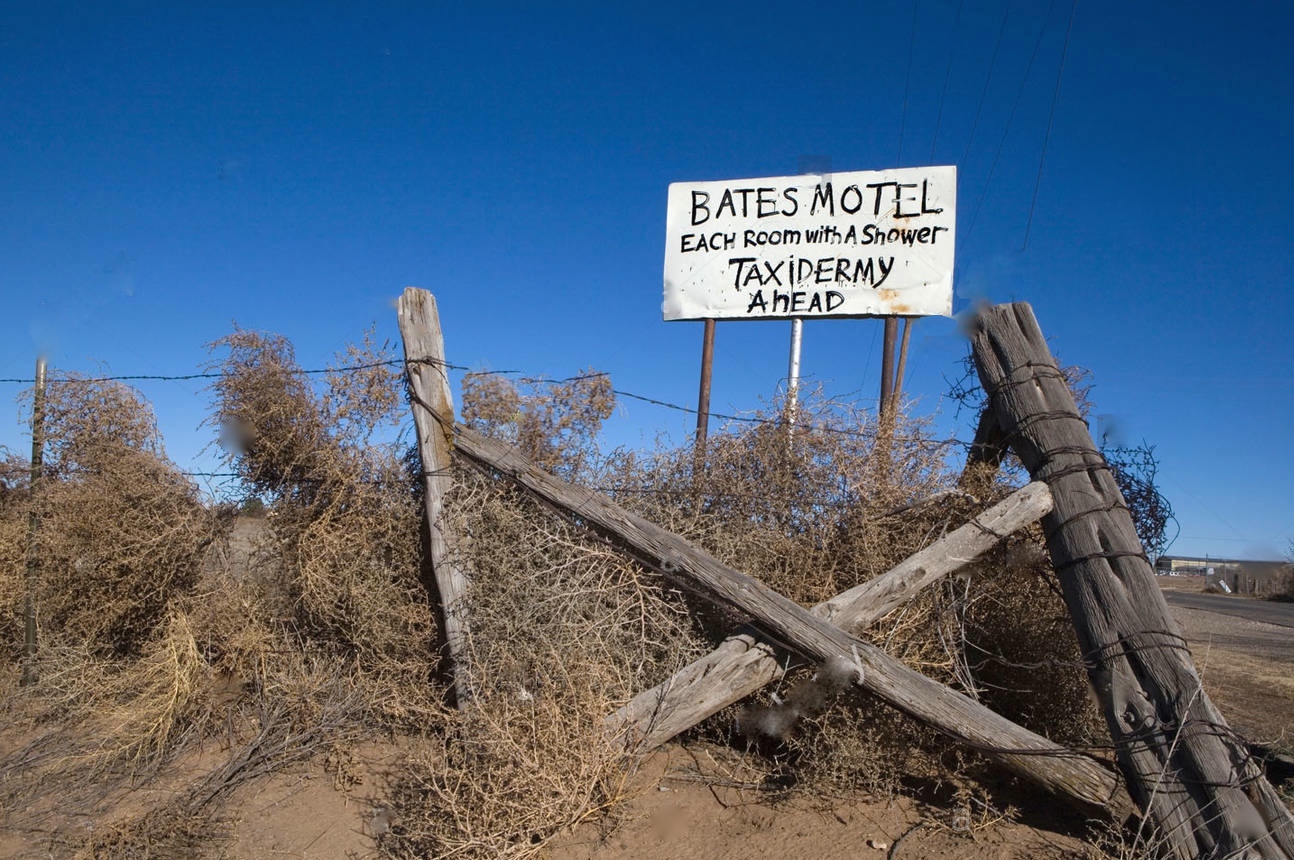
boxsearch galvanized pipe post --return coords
[786,317,803,433]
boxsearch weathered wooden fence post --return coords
[21,357,47,687]
[970,302,1294,859]
[398,287,473,708]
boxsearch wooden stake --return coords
[894,316,914,403]
[879,317,897,420]
[397,288,473,708]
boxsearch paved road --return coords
[1163,590,1294,629]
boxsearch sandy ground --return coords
[543,581,1294,860]
[3,573,1290,860]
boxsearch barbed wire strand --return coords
[1,358,978,452]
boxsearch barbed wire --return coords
[1,357,977,452]
[0,359,414,385]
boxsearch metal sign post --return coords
[694,318,716,472]
[786,317,803,431]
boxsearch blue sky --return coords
[2,1,1291,560]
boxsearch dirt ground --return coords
[544,748,1096,860]
[2,574,1290,860]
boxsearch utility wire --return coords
[896,0,920,166]
[1022,0,1078,251]
[929,0,965,163]
[968,0,1057,238]
[961,0,1013,167]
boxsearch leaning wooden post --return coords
[398,287,473,708]
[971,302,1294,860]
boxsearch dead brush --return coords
[0,376,233,844]
[957,531,1107,750]
[206,327,442,728]
[67,651,367,860]
[378,467,709,859]
[384,670,635,860]
[597,392,957,608]
[0,611,212,795]
[590,393,1096,805]
[0,452,28,659]
[18,376,225,657]
[77,609,210,775]
[1,330,435,857]
[0,324,1114,855]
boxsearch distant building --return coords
[1154,555,1291,595]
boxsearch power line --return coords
[896,0,920,166]
[1022,0,1078,251]
[967,0,1057,238]
[961,0,1013,168]
[929,0,965,163]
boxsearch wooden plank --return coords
[610,482,1055,750]
[452,426,1127,818]
[397,287,473,708]
[971,302,1294,859]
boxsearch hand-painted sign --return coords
[663,166,955,321]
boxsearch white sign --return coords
[663,166,955,321]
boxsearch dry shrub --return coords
[206,327,439,727]
[20,377,222,657]
[382,468,708,858]
[385,680,631,859]
[4,608,214,783]
[73,808,222,860]
[0,451,29,658]
[2,587,369,857]
[0,611,215,842]
[461,369,614,481]
[0,325,1107,857]
[591,393,1099,798]
[1270,564,1294,603]
[958,532,1106,750]
[599,393,954,607]
[0,330,426,857]
[63,642,365,860]
[80,610,210,773]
